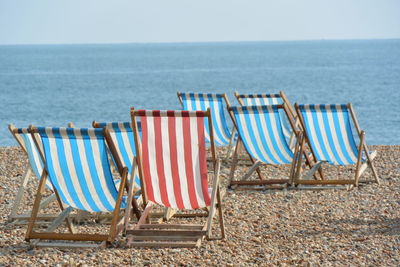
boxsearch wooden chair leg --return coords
[9,168,31,221]
[206,160,221,239]
[228,142,240,187]
[225,129,236,159]
[216,187,225,239]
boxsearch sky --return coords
[0,0,399,45]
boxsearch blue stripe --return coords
[300,108,324,162]
[271,107,293,160]
[197,94,212,143]
[111,124,131,172]
[253,107,280,164]
[342,109,359,159]
[330,105,354,164]
[233,110,257,160]
[208,95,229,146]
[68,131,100,211]
[53,128,86,210]
[21,134,42,180]
[242,108,266,161]
[40,133,70,206]
[321,108,344,165]
[309,105,332,162]
[91,129,118,211]
[262,106,291,163]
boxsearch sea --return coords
[0,39,399,146]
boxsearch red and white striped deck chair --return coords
[127,108,225,248]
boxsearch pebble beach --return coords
[0,145,399,266]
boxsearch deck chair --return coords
[7,124,72,223]
[92,122,141,200]
[177,92,236,157]
[293,104,380,186]
[126,108,225,248]
[25,127,140,248]
[234,91,298,147]
[228,105,302,188]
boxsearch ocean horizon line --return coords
[0,37,399,47]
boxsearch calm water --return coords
[0,39,399,146]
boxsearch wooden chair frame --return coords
[25,127,141,248]
[177,92,236,158]
[227,104,304,189]
[293,103,380,186]
[126,108,225,248]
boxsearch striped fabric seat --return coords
[12,128,53,189]
[37,127,125,212]
[236,93,292,140]
[230,105,294,164]
[136,110,211,210]
[237,93,284,106]
[93,121,141,188]
[297,104,359,165]
[178,93,233,147]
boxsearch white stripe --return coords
[74,129,108,212]
[119,123,135,176]
[59,128,92,211]
[236,112,263,161]
[315,106,337,164]
[303,109,325,161]
[325,106,350,165]
[208,95,229,144]
[247,110,275,163]
[335,105,358,163]
[190,117,206,208]
[160,117,177,208]
[265,107,293,161]
[88,130,117,209]
[257,107,291,163]
[145,116,162,205]
[175,117,191,209]
[45,129,75,207]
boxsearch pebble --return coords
[0,146,399,266]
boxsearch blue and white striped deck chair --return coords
[234,91,297,146]
[177,92,236,157]
[228,105,299,187]
[8,125,57,223]
[295,104,380,186]
[92,121,141,191]
[26,127,139,247]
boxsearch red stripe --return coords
[182,117,199,209]
[197,116,211,206]
[140,116,155,203]
[137,110,207,118]
[168,116,184,209]
[154,116,170,207]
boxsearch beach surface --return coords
[0,145,399,266]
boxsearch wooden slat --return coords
[234,185,287,191]
[230,179,289,185]
[10,213,61,220]
[29,232,109,241]
[288,185,347,190]
[34,241,105,249]
[139,224,203,230]
[295,180,355,185]
[130,235,200,241]
[129,241,199,248]
[126,229,206,237]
